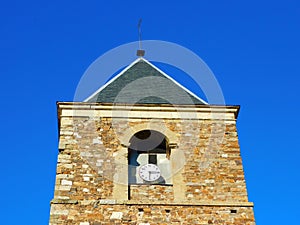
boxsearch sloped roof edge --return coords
[84,57,142,102]
[140,58,207,105]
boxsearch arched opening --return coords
[128,130,171,185]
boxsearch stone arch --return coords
[128,130,169,184]
[119,122,178,148]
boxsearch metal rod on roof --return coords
[137,18,145,57]
[138,18,142,49]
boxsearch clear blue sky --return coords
[0,1,299,224]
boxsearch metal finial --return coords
[137,18,145,57]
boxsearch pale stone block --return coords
[83,176,90,181]
[110,212,123,220]
[61,131,73,135]
[50,209,69,215]
[62,164,73,169]
[57,196,70,200]
[82,164,89,169]
[80,152,92,157]
[100,199,116,204]
[61,180,72,186]
[73,132,82,138]
[81,200,93,205]
[57,185,71,191]
[56,174,69,179]
[58,140,66,150]
[92,138,102,144]
[58,158,71,163]
[205,179,215,183]
[79,222,89,225]
[137,212,144,220]
[59,154,71,159]
[187,194,194,198]
[83,174,93,177]
[60,118,73,125]
[83,188,89,192]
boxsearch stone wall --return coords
[49,103,255,224]
[130,185,174,201]
[50,201,255,225]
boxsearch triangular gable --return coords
[84,58,207,105]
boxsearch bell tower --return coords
[49,57,256,224]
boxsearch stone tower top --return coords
[49,50,256,224]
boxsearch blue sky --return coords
[0,1,299,224]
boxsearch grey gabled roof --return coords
[85,58,207,105]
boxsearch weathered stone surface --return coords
[49,103,255,224]
[110,211,123,220]
[49,203,255,224]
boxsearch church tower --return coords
[49,57,256,224]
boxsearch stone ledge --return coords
[50,199,253,207]
[51,199,78,204]
[123,201,254,207]
[58,102,240,120]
